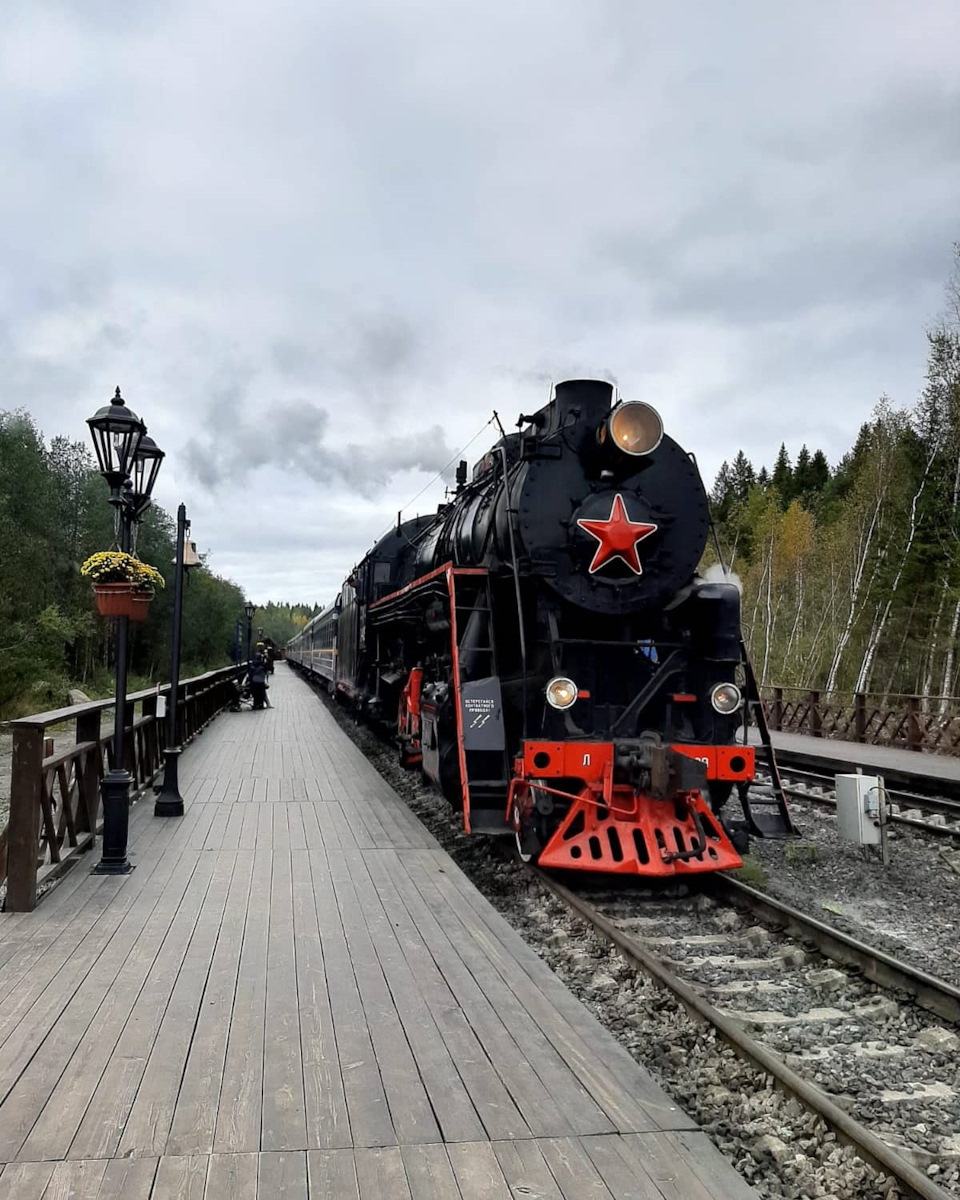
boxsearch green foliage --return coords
[0,412,253,717]
[731,856,767,887]
[709,247,960,698]
[248,601,320,650]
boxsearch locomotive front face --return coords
[332,375,792,880]
[501,379,711,615]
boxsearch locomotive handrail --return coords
[499,442,529,738]
[368,562,486,610]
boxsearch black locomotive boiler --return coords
[288,379,791,876]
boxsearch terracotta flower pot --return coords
[129,590,153,623]
[92,583,140,619]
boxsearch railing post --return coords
[6,724,44,912]
[809,689,822,738]
[772,687,783,732]
[121,699,136,779]
[854,692,866,744]
[141,694,158,784]
[75,710,101,835]
[907,695,922,751]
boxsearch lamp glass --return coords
[131,433,165,512]
[86,388,145,481]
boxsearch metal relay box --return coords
[835,773,882,845]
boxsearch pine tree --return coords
[771,443,792,508]
[793,445,812,494]
[729,451,756,502]
[710,461,734,522]
[809,449,830,491]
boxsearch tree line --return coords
[709,245,960,702]
[0,413,317,718]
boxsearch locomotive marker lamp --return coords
[86,388,165,873]
[599,401,664,457]
[546,677,579,710]
[710,682,743,714]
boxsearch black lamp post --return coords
[244,601,256,662]
[86,388,165,874]
[155,503,195,817]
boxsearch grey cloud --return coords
[2,0,958,599]
[183,398,457,497]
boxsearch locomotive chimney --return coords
[455,459,468,491]
[550,379,615,433]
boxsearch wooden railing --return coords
[2,665,241,912]
[761,685,960,756]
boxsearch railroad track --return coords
[759,762,960,840]
[536,869,960,1200]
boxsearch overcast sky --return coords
[3,0,958,603]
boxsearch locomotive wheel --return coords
[708,780,734,813]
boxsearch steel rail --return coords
[706,875,960,1023]
[536,869,953,1200]
[758,764,960,839]
[776,763,960,819]
[769,758,960,821]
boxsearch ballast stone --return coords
[752,1134,793,1166]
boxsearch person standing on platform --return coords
[248,652,269,710]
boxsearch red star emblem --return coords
[577,493,658,575]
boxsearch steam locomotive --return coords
[288,379,791,876]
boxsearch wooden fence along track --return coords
[762,685,960,755]
[2,666,240,912]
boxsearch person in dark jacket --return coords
[247,653,269,710]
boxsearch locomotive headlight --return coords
[605,401,664,456]
[546,676,579,710]
[710,682,742,714]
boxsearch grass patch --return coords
[730,855,767,887]
[785,841,819,864]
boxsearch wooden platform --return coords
[753,727,960,795]
[0,666,756,1199]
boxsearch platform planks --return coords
[0,666,756,1199]
[752,726,960,787]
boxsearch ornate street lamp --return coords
[130,433,165,520]
[86,388,164,874]
[244,601,256,662]
[86,387,145,496]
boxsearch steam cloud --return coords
[183,398,458,498]
[702,562,744,593]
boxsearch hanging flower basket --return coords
[129,588,156,623]
[93,583,141,619]
[82,552,165,620]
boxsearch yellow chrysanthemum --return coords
[80,551,165,589]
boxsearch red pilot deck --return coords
[0,667,757,1199]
